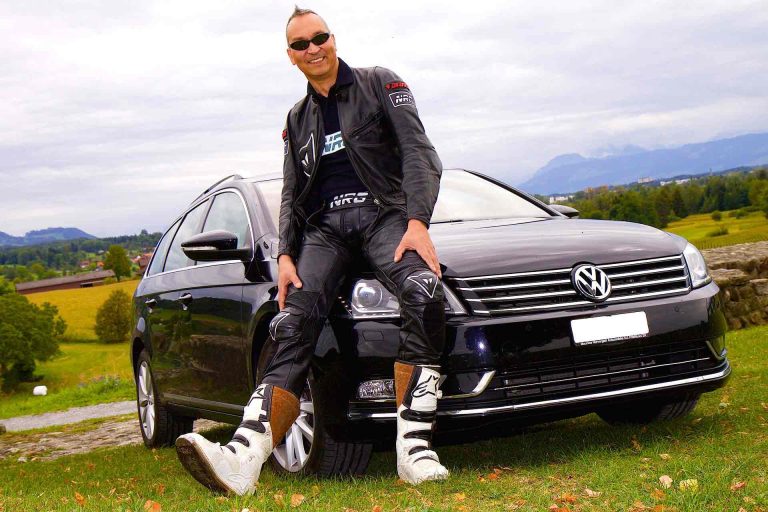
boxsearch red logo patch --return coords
[281,129,288,140]
[385,81,408,90]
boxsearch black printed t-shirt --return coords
[308,59,368,204]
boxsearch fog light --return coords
[357,379,395,399]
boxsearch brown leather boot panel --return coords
[394,361,416,408]
[269,386,300,448]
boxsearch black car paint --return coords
[132,171,730,446]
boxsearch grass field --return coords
[0,343,134,419]
[1,325,765,511]
[26,280,139,340]
[665,209,768,250]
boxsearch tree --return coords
[103,244,132,281]
[0,293,66,391]
[94,290,133,343]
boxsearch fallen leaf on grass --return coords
[557,494,578,504]
[311,485,321,496]
[659,453,671,460]
[737,508,747,512]
[241,509,251,512]
[691,417,702,424]
[291,494,305,507]
[507,498,526,509]
[85,462,96,471]
[629,500,649,511]
[478,476,486,483]
[650,488,665,501]
[584,488,602,498]
[74,492,85,506]
[215,496,227,503]
[678,479,698,492]
[730,481,746,491]
[631,437,642,451]
[274,493,285,506]
[659,475,673,488]
[761,402,767,411]
[454,493,466,502]
[488,472,499,480]
[143,500,161,511]
[456,506,469,512]
[372,506,382,512]
[155,483,166,496]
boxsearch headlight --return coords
[343,278,467,319]
[683,243,711,288]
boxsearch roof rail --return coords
[191,174,243,203]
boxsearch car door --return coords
[149,199,210,398]
[181,190,253,407]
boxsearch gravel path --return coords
[1,401,136,432]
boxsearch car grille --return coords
[451,255,691,315]
[486,340,721,404]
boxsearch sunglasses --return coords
[289,32,331,51]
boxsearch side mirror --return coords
[181,230,252,262]
[549,204,580,218]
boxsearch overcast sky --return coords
[2,0,767,237]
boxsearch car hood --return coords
[430,217,686,277]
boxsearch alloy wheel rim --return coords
[137,361,156,440]
[272,385,314,472]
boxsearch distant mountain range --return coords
[517,132,768,195]
[0,227,96,247]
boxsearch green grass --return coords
[665,209,768,250]
[26,280,138,340]
[1,326,766,511]
[0,343,134,419]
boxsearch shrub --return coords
[706,226,729,237]
[711,210,722,221]
[667,215,681,223]
[729,209,747,219]
[94,290,132,343]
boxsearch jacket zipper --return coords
[294,104,325,216]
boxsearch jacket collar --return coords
[307,58,354,99]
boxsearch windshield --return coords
[256,170,551,230]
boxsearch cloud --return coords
[1,0,767,235]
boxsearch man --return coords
[175,7,447,495]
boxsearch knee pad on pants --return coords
[400,270,444,306]
[268,291,320,342]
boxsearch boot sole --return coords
[175,437,231,494]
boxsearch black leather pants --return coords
[261,205,446,396]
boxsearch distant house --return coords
[133,253,153,274]
[15,270,116,295]
[637,177,654,184]
[549,195,574,204]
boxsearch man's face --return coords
[286,13,337,81]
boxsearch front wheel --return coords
[135,349,193,447]
[268,375,373,477]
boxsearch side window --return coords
[203,192,252,249]
[146,219,181,276]
[164,200,209,272]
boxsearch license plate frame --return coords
[571,311,649,345]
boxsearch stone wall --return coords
[703,241,768,330]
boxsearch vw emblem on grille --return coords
[571,264,612,302]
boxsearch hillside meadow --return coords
[26,279,138,341]
[665,209,768,250]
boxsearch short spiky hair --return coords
[286,6,329,34]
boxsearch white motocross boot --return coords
[175,383,299,495]
[394,362,449,485]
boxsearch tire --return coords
[135,349,193,447]
[597,392,701,425]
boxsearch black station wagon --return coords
[132,169,730,476]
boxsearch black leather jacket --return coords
[278,62,442,259]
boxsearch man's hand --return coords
[277,254,302,310]
[393,219,442,278]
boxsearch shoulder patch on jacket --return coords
[282,129,289,155]
[388,89,415,108]
[385,81,408,90]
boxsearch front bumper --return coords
[326,281,728,437]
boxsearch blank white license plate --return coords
[571,312,649,345]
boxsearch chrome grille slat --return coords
[466,289,577,302]
[454,255,691,315]
[458,278,571,292]
[605,265,685,279]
